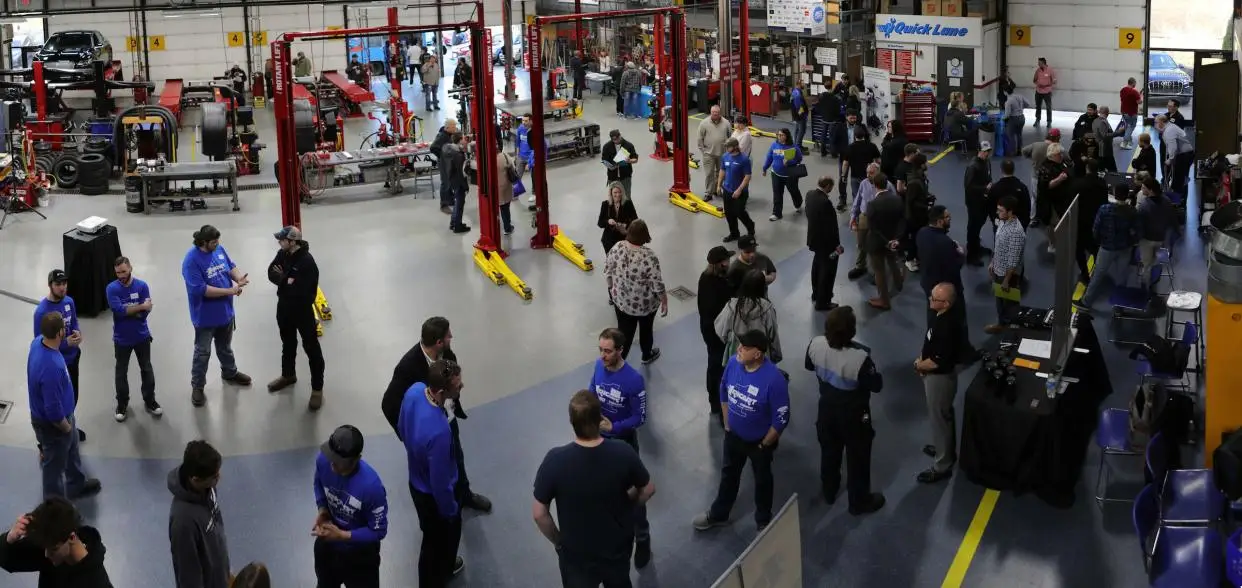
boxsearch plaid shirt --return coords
[1093,202,1139,251]
[992,217,1026,277]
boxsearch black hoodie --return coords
[0,525,113,587]
[168,467,230,588]
[267,241,320,314]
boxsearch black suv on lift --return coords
[34,30,114,70]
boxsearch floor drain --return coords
[668,286,695,301]
[0,400,11,424]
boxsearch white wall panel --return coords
[147,8,248,84]
[255,4,347,74]
[1006,0,1146,110]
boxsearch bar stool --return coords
[1165,290,1204,373]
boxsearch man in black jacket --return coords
[1072,103,1098,141]
[442,133,471,234]
[864,174,905,310]
[382,317,492,513]
[601,129,639,200]
[430,120,459,214]
[0,497,113,587]
[987,159,1031,229]
[962,142,994,266]
[916,207,978,361]
[902,154,931,271]
[805,176,843,311]
[697,246,733,418]
[168,440,230,588]
[266,226,325,412]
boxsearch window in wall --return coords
[10,17,45,68]
[1150,0,1234,50]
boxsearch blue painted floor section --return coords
[0,126,1191,587]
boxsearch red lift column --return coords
[666,10,722,217]
[650,13,669,161]
[387,7,409,140]
[472,26,500,256]
[272,40,301,229]
[738,0,751,122]
[574,0,585,54]
[528,19,551,250]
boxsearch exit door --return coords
[1192,58,1239,157]
[936,46,975,106]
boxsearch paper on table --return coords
[1018,338,1052,359]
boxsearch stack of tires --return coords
[76,154,110,195]
[51,154,81,189]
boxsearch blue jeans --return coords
[794,118,807,148]
[192,321,239,391]
[1122,115,1138,144]
[1005,115,1025,156]
[624,91,640,118]
[33,416,87,498]
[449,185,467,228]
[423,83,439,109]
[1081,247,1133,307]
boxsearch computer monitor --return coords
[1050,194,1080,370]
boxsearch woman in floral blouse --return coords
[604,219,668,364]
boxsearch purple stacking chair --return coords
[1145,432,1226,525]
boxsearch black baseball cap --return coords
[321,425,364,466]
[738,235,758,252]
[737,330,770,353]
[48,269,68,284]
[707,246,734,264]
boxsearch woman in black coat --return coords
[598,181,638,254]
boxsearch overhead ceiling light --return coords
[161,8,221,18]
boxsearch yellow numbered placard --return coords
[226,32,245,47]
[1008,25,1031,47]
[1118,28,1142,50]
[125,36,141,52]
[252,31,268,46]
[147,35,166,51]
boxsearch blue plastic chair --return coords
[1096,408,1143,507]
[1145,432,1226,525]
[1149,526,1223,587]
[1132,484,1160,571]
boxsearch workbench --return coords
[137,161,239,214]
[585,71,613,96]
[299,145,435,198]
[496,98,580,141]
[544,119,602,162]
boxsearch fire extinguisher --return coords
[132,72,147,105]
[251,71,266,101]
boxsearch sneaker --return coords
[504,226,515,235]
[71,478,103,499]
[191,388,206,407]
[308,390,324,411]
[768,214,780,221]
[905,260,920,272]
[114,404,128,423]
[78,429,86,443]
[452,556,465,576]
[723,234,740,243]
[222,372,252,386]
[268,376,297,392]
[145,401,164,417]
[642,348,662,365]
[453,225,472,234]
[692,512,728,531]
[633,539,652,569]
[465,493,493,513]
[922,445,937,458]
[440,206,452,214]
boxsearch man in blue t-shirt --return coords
[313,425,389,586]
[589,328,652,568]
[694,329,790,532]
[28,311,100,499]
[717,137,756,243]
[791,79,809,148]
[33,269,85,444]
[399,360,465,584]
[106,256,161,422]
[181,225,252,408]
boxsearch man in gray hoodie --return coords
[168,440,229,588]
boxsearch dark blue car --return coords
[1147,51,1193,108]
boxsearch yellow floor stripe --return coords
[941,489,1000,588]
[927,146,955,166]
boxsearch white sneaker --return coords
[905,260,920,272]
[794,207,802,214]
[114,405,127,423]
[769,214,779,221]
[526,194,536,204]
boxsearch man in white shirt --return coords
[1155,114,1194,197]
[406,43,421,82]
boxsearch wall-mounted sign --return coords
[147,35,166,51]
[226,32,245,48]
[875,15,982,47]
[252,31,268,46]
[894,50,914,76]
[814,46,837,66]
[769,0,828,35]
[1009,25,1031,46]
[877,48,894,72]
[1118,27,1143,50]
[125,36,141,52]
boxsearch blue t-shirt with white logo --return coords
[721,151,753,193]
[33,296,80,363]
[181,245,236,329]
[313,454,389,547]
[590,360,647,438]
[719,357,791,443]
[106,278,152,347]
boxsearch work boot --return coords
[308,390,324,412]
[223,372,253,386]
[268,376,297,392]
[191,388,206,407]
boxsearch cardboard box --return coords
[941,0,964,16]
[922,0,940,15]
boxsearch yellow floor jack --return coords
[750,126,778,139]
[313,288,332,336]
[473,247,533,300]
[551,224,593,272]
[668,188,724,218]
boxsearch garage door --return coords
[147,7,248,84]
[255,4,347,74]
[1006,0,1147,113]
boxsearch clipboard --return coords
[992,281,1021,302]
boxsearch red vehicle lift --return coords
[269,2,523,297]
[527,6,718,266]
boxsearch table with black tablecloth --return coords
[959,317,1113,508]
[63,225,123,317]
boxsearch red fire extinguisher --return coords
[132,72,147,105]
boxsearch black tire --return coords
[76,153,110,194]
[52,156,80,189]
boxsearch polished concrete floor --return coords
[0,78,1202,586]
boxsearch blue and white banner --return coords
[874,15,982,47]
[768,0,828,36]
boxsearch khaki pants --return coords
[853,214,869,270]
[701,153,721,198]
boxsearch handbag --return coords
[785,163,808,179]
[512,178,527,197]
[503,153,521,184]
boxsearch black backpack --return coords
[1128,333,1189,376]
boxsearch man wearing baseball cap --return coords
[313,424,389,587]
[698,246,734,417]
[266,225,325,411]
[726,235,776,293]
[34,269,86,443]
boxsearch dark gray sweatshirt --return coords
[168,467,230,588]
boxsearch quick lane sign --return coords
[875,15,982,47]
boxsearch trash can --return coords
[978,121,996,151]
[124,176,143,213]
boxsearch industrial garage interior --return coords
[0,0,1237,586]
